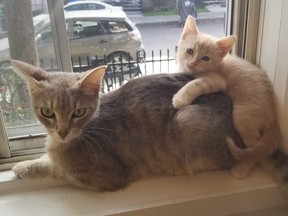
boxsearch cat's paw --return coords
[12,160,44,179]
[172,93,194,109]
[230,161,254,179]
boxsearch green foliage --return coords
[142,8,177,17]
[0,61,36,127]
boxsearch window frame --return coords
[1,0,288,166]
[1,1,288,214]
[0,0,71,162]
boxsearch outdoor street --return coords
[138,19,225,57]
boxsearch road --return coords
[138,19,225,58]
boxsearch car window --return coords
[65,4,84,11]
[87,3,105,10]
[65,3,105,11]
[35,26,53,44]
[101,21,131,34]
[70,20,105,39]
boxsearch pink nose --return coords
[191,62,198,67]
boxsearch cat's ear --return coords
[11,60,47,86]
[216,35,236,58]
[79,66,106,96]
[181,15,198,40]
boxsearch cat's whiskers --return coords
[83,128,113,146]
[84,125,116,132]
[77,134,100,155]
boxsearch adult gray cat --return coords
[11,60,288,191]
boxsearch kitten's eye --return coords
[41,107,55,118]
[186,48,194,55]
[73,108,86,118]
[202,56,210,61]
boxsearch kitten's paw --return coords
[172,93,193,109]
[230,162,253,179]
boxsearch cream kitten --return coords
[173,15,281,179]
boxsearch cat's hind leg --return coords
[226,137,258,179]
[227,106,262,179]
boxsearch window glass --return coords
[71,20,104,39]
[102,21,130,34]
[65,4,84,11]
[65,3,105,11]
[87,3,105,10]
[0,0,230,159]
[0,1,57,140]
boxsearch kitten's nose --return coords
[191,61,198,67]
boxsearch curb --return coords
[133,16,225,27]
[128,11,225,27]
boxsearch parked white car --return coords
[0,10,145,70]
[64,0,123,12]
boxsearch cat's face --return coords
[177,15,236,74]
[11,60,106,143]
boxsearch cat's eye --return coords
[202,56,210,61]
[186,48,194,55]
[73,108,86,118]
[41,107,55,118]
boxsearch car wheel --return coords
[106,52,131,72]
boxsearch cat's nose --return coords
[58,129,68,138]
[191,61,198,67]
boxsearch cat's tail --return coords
[260,150,288,191]
[226,122,281,161]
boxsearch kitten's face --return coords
[177,15,236,74]
[178,33,223,73]
[11,60,105,143]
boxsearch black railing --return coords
[69,48,177,92]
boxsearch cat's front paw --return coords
[172,93,194,109]
[13,161,35,179]
[13,159,49,179]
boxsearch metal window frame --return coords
[0,0,71,162]
[228,0,262,64]
[0,108,10,158]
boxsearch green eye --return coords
[41,107,55,118]
[186,48,194,55]
[202,56,210,61]
[73,108,86,118]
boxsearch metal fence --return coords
[69,48,177,92]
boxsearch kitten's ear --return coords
[181,15,198,40]
[216,35,236,58]
[79,66,106,96]
[11,60,47,86]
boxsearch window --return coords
[64,3,105,11]
[0,0,71,160]
[102,21,131,34]
[70,20,104,38]
[0,0,287,172]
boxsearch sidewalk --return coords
[127,5,226,27]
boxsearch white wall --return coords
[258,0,288,154]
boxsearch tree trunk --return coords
[3,0,38,66]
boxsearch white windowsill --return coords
[1,167,288,216]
